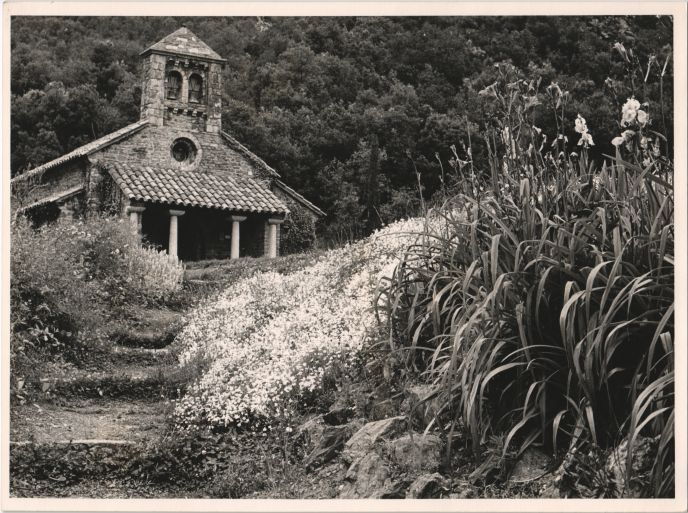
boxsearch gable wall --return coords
[92,126,269,182]
[11,159,88,212]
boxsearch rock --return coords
[304,421,363,470]
[296,414,326,453]
[510,447,551,483]
[342,416,407,464]
[339,453,392,498]
[368,399,397,421]
[605,436,657,498]
[323,406,354,426]
[406,472,448,498]
[388,432,443,473]
[379,479,412,499]
[456,487,477,499]
[401,384,442,427]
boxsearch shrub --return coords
[126,245,184,303]
[280,199,317,255]
[10,214,184,384]
[380,72,673,497]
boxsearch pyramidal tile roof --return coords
[108,162,289,215]
[141,27,225,62]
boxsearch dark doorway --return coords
[141,204,169,253]
[178,211,206,261]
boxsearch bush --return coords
[10,215,184,383]
[280,199,317,255]
[127,245,185,302]
[380,72,673,497]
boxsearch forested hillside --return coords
[10,16,673,240]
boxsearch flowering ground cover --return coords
[174,218,434,430]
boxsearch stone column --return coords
[229,215,247,259]
[126,206,146,240]
[168,209,185,258]
[266,218,284,258]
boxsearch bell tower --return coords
[139,27,226,133]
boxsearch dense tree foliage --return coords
[10,16,673,241]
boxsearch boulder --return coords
[304,420,363,470]
[388,432,443,473]
[406,472,448,498]
[342,416,407,464]
[510,447,551,483]
[605,436,657,498]
[339,453,393,498]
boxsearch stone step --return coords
[11,397,170,444]
[110,308,183,349]
[11,439,136,446]
[112,330,177,349]
[109,345,175,367]
[32,365,185,400]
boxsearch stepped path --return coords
[9,307,187,497]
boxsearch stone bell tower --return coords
[139,27,226,133]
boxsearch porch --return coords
[127,203,284,261]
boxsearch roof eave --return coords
[274,180,326,218]
[139,47,227,64]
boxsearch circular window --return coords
[171,138,197,164]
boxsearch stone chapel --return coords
[10,27,325,260]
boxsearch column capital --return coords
[230,215,247,223]
[169,209,186,217]
[126,206,146,214]
[267,217,285,225]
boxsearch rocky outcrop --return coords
[336,416,445,499]
[388,433,443,473]
[341,416,408,465]
[406,472,448,498]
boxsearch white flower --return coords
[574,114,588,134]
[577,132,594,147]
[621,129,635,142]
[621,98,641,126]
[637,109,649,126]
[611,136,625,146]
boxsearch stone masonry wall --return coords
[11,159,88,213]
[93,127,262,182]
[140,52,223,134]
[140,54,167,126]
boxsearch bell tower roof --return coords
[140,27,226,63]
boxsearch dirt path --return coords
[9,308,186,497]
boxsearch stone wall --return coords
[93,127,263,182]
[140,53,167,126]
[11,159,88,212]
[205,62,223,134]
[140,52,223,134]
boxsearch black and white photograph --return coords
[2,2,686,509]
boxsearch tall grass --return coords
[379,71,673,497]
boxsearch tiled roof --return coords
[220,131,280,178]
[15,185,85,214]
[108,162,289,215]
[11,120,149,184]
[274,180,326,217]
[141,27,225,62]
